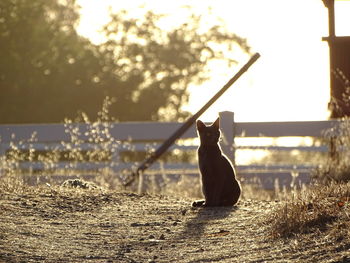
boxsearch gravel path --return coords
[0,188,349,262]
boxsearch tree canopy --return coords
[0,0,250,123]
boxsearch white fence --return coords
[0,112,341,189]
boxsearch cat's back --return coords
[219,153,235,172]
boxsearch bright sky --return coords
[76,0,350,122]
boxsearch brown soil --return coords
[0,187,349,263]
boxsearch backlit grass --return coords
[268,182,350,239]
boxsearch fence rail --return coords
[0,112,341,189]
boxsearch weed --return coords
[0,97,129,188]
[313,121,350,183]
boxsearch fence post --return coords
[219,111,235,165]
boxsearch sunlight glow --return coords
[335,1,350,36]
[77,0,350,122]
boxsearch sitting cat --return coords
[192,118,241,207]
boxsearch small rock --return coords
[61,179,98,190]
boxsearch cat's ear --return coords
[212,118,220,129]
[196,120,206,131]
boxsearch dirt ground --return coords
[0,187,349,263]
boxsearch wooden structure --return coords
[322,0,350,118]
[0,112,342,190]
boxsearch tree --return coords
[0,0,250,124]
[0,0,105,123]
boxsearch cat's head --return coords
[196,118,220,145]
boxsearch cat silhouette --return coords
[192,118,241,207]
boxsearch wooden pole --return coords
[124,53,261,186]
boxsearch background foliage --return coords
[0,0,249,123]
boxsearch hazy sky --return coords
[77,0,350,122]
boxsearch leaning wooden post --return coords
[124,53,260,186]
[219,111,235,165]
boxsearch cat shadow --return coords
[181,205,238,240]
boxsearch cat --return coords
[192,118,241,207]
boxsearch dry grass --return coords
[265,115,350,245]
[268,182,350,240]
